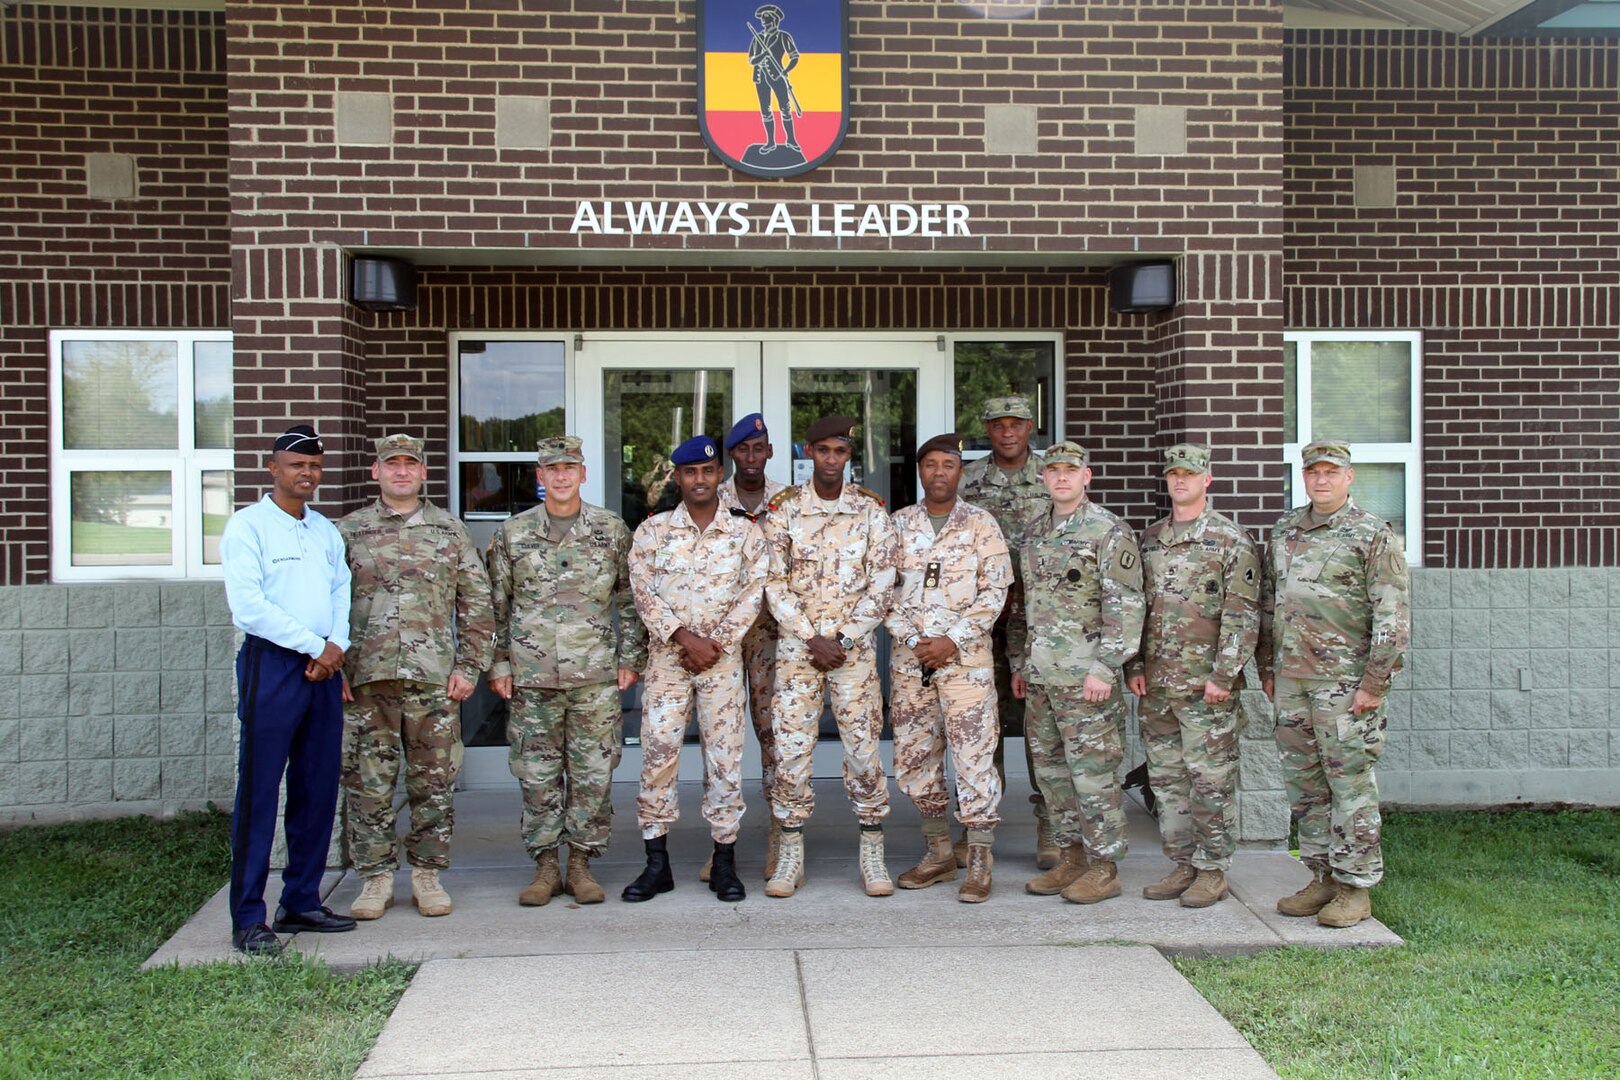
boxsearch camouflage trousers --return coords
[342,679,462,874]
[507,681,623,859]
[1274,675,1387,888]
[890,658,1002,835]
[740,614,780,807]
[771,636,890,829]
[1026,680,1128,861]
[1140,688,1240,871]
[990,619,1044,822]
[638,644,748,843]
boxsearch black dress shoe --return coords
[232,923,283,955]
[272,905,358,933]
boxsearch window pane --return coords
[953,341,1057,452]
[1352,462,1407,547]
[459,341,566,453]
[1310,340,1411,443]
[70,471,172,566]
[790,367,918,511]
[1282,340,1297,443]
[603,369,733,532]
[62,340,179,450]
[459,461,543,519]
[201,470,232,564]
[194,341,233,450]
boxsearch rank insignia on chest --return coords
[923,561,941,588]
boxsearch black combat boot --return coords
[709,841,746,902]
[621,835,674,902]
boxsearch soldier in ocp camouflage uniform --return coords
[339,433,495,921]
[487,435,648,907]
[959,395,1055,868]
[886,434,1012,903]
[762,415,899,899]
[623,435,768,904]
[1124,443,1260,909]
[1260,440,1409,929]
[1008,441,1145,905]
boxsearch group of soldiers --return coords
[321,393,1408,930]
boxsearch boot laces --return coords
[860,832,891,883]
[360,875,392,900]
[771,835,803,881]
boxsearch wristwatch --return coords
[838,634,856,651]
[904,634,920,650]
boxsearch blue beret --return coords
[670,435,720,466]
[725,413,768,451]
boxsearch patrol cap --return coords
[273,424,323,455]
[1040,441,1090,470]
[805,415,856,445]
[1302,440,1352,468]
[981,395,1034,421]
[375,432,424,463]
[725,413,768,451]
[916,433,965,460]
[536,435,584,466]
[1162,442,1211,475]
[670,435,720,467]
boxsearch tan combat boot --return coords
[349,873,394,920]
[958,843,993,904]
[1034,815,1060,871]
[897,826,957,889]
[1143,862,1197,901]
[1276,865,1336,917]
[1316,882,1372,928]
[699,853,712,883]
[563,846,606,904]
[1061,859,1121,905]
[518,848,563,906]
[859,827,894,897]
[763,817,783,881]
[1025,843,1088,895]
[952,832,969,869]
[765,829,806,898]
[411,867,452,917]
[1179,868,1228,909]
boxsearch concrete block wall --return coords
[1380,568,1619,806]
[0,582,237,824]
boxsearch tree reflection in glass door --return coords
[603,369,734,532]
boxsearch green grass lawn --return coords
[0,811,410,1079]
[1176,809,1620,1080]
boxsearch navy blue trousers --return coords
[230,636,343,930]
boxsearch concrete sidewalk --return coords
[146,778,1398,970]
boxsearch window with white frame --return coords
[1283,330,1422,561]
[49,330,233,581]
[452,336,568,523]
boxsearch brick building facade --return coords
[0,1,1614,823]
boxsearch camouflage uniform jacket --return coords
[1007,498,1145,687]
[718,474,786,632]
[762,483,898,643]
[488,501,649,688]
[959,455,1051,598]
[339,498,495,690]
[884,501,1013,670]
[628,502,769,650]
[1257,498,1410,696]
[1123,504,1260,695]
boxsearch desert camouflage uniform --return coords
[1259,499,1410,888]
[1124,505,1260,872]
[339,498,495,874]
[763,483,898,828]
[885,500,1012,836]
[489,501,648,858]
[719,474,788,805]
[1008,499,1145,861]
[629,502,768,843]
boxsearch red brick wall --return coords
[0,6,230,583]
[1284,30,1620,568]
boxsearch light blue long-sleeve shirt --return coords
[220,493,352,658]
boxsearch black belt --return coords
[245,634,307,660]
